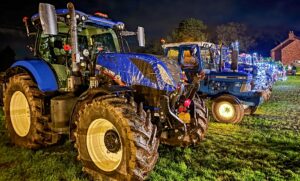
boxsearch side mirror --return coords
[39,3,58,35]
[137,26,145,47]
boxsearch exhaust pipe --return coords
[231,41,239,72]
[67,2,80,73]
[67,2,82,91]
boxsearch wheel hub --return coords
[104,129,121,153]
[218,101,235,119]
[86,118,123,172]
[10,91,31,137]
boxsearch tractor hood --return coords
[208,71,253,83]
[96,53,177,92]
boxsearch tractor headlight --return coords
[115,23,125,30]
[235,82,241,87]
[80,61,86,67]
[83,49,89,57]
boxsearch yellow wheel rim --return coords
[10,91,31,137]
[218,101,235,120]
[87,118,123,172]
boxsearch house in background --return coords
[271,31,300,65]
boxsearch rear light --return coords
[184,99,191,108]
[22,16,28,23]
[63,44,71,51]
[95,12,108,18]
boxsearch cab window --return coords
[92,33,116,53]
[167,48,179,59]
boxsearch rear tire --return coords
[212,95,244,123]
[74,95,159,180]
[3,73,60,149]
[160,95,208,147]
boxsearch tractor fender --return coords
[69,86,133,140]
[212,94,242,104]
[10,60,58,92]
[213,93,261,107]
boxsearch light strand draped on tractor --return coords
[1,3,208,180]
[236,53,274,101]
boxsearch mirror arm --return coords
[23,17,31,37]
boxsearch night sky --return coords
[0,0,299,58]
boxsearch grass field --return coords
[0,76,300,181]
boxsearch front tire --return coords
[74,95,159,180]
[3,73,59,149]
[212,95,244,123]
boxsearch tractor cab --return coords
[162,42,215,82]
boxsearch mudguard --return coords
[11,60,58,92]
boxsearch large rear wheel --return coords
[212,95,244,123]
[3,73,60,149]
[74,96,159,180]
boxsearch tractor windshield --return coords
[92,33,117,53]
[166,47,179,59]
[38,22,121,64]
[39,33,88,63]
[200,46,213,69]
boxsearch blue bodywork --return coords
[97,53,176,92]
[11,53,178,94]
[12,60,58,92]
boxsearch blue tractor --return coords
[162,41,264,123]
[1,3,208,180]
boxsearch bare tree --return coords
[216,22,256,52]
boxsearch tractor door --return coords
[37,33,70,88]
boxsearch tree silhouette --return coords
[169,18,208,42]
